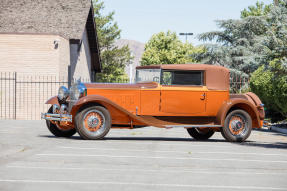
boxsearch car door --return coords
[160,70,206,115]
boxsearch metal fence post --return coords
[68,65,72,88]
[14,72,17,119]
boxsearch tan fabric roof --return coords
[0,0,91,40]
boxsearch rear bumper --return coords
[41,113,72,122]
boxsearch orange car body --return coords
[45,64,264,131]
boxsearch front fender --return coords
[45,96,59,106]
[216,99,262,128]
[70,95,153,127]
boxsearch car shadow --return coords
[235,141,287,149]
[39,135,225,142]
[39,133,287,150]
[254,128,285,135]
[103,137,226,142]
[39,135,82,140]
[104,137,287,149]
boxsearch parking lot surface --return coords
[0,120,287,191]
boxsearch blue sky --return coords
[103,0,273,45]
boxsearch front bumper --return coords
[41,113,72,122]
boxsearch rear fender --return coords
[216,99,261,128]
[245,92,265,119]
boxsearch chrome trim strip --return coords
[165,125,222,129]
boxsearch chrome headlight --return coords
[58,86,69,102]
[70,83,87,100]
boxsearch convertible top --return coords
[136,64,230,91]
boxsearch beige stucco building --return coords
[0,0,101,119]
[0,0,101,82]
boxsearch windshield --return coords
[135,69,161,83]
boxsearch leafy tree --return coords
[195,1,287,76]
[260,1,287,67]
[141,31,203,66]
[241,1,271,18]
[196,0,287,120]
[250,1,287,121]
[93,0,131,82]
[195,16,268,76]
[250,59,287,121]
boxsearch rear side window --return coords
[162,70,203,86]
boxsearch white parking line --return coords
[36,153,287,163]
[6,165,287,175]
[57,146,287,157]
[0,179,285,190]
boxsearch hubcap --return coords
[228,115,247,136]
[87,116,99,128]
[83,110,105,132]
[231,120,243,131]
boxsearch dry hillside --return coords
[115,39,145,81]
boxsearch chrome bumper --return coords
[41,113,72,122]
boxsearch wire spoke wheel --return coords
[45,106,76,137]
[187,128,215,140]
[222,109,252,142]
[76,106,111,140]
[83,110,105,135]
[228,115,248,137]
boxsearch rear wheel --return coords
[221,109,252,142]
[46,107,76,137]
[187,128,215,140]
[75,106,111,140]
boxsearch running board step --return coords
[164,125,222,129]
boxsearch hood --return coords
[84,82,159,89]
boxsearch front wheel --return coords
[46,107,76,137]
[75,106,111,140]
[221,109,252,142]
[187,128,215,140]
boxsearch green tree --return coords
[195,16,268,76]
[93,0,131,82]
[195,0,287,120]
[141,31,203,66]
[250,1,287,121]
[195,1,287,76]
[250,59,287,121]
[241,1,271,18]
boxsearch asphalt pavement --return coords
[0,120,287,191]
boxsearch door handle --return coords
[200,93,206,100]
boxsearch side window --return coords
[162,70,203,86]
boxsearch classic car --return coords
[41,64,265,142]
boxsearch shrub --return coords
[250,62,287,122]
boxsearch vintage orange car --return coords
[41,64,265,142]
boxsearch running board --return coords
[164,125,222,129]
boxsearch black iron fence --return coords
[230,73,249,93]
[0,72,249,120]
[0,72,70,120]
[0,72,16,119]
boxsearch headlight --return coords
[58,86,69,102]
[74,88,83,100]
[70,82,87,100]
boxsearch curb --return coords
[270,126,287,135]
